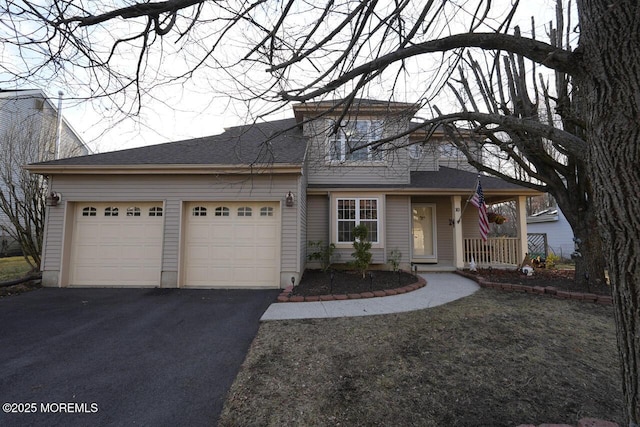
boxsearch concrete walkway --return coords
[260,273,480,321]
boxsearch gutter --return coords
[24,164,305,176]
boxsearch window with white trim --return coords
[328,120,384,162]
[215,206,230,217]
[104,207,119,217]
[337,198,379,243]
[408,144,423,159]
[439,142,464,158]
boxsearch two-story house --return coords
[27,99,538,288]
[0,89,89,256]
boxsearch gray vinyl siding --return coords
[461,204,482,239]
[333,247,385,265]
[304,118,411,185]
[45,173,302,284]
[409,144,439,172]
[42,202,66,266]
[306,195,329,244]
[386,195,411,267]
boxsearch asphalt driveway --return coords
[0,287,278,427]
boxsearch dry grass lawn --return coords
[219,289,622,427]
[0,256,33,281]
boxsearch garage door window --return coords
[149,207,163,217]
[192,206,207,216]
[104,207,119,217]
[82,207,97,217]
[237,207,252,217]
[260,207,274,217]
[127,207,141,217]
[215,207,230,217]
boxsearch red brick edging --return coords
[276,275,427,303]
[456,271,613,306]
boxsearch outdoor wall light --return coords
[285,191,295,207]
[45,192,61,207]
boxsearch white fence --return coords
[464,237,521,266]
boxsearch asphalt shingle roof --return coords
[408,168,525,190]
[307,167,527,191]
[32,118,306,167]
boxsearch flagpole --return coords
[456,174,481,224]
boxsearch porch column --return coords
[515,195,528,263]
[452,196,464,269]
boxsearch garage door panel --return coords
[256,225,278,239]
[70,202,163,287]
[184,202,280,288]
[235,226,257,240]
[209,247,233,261]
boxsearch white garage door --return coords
[70,202,164,286]
[183,201,280,288]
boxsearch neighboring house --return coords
[27,99,539,289]
[527,207,575,259]
[0,89,90,256]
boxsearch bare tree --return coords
[0,99,83,269]
[1,0,639,424]
[431,10,606,290]
[0,117,52,269]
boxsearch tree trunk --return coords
[578,1,640,425]
[553,188,607,289]
[571,210,607,291]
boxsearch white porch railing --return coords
[464,237,521,266]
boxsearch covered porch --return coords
[409,193,531,271]
[404,169,539,271]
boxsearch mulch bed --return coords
[292,269,418,297]
[467,268,612,296]
[293,267,612,300]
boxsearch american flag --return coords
[470,180,490,242]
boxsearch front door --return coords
[412,204,437,263]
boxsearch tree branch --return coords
[280,32,578,101]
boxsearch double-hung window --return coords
[329,120,384,162]
[337,198,379,243]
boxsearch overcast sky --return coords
[10,0,563,154]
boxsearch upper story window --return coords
[328,120,384,162]
[439,142,464,158]
[408,144,423,160]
